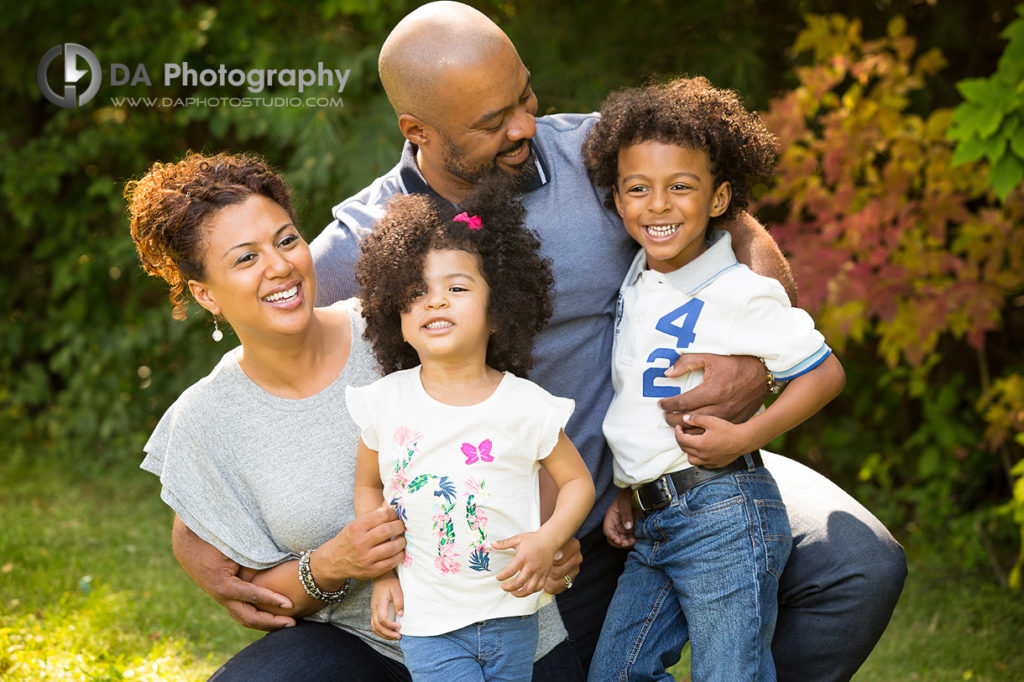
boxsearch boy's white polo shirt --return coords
[602,230,831,488]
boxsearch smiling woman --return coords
[186,194,316,345]
[121,151,420,678]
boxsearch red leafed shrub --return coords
[754,14,1024,586]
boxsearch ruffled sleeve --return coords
[142,390,294,569]
[532,384,575,461]
[345,382,380,450]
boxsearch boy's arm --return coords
[493,431,595,595]
[676,353,845,462]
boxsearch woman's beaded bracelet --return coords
[298,550,350,603]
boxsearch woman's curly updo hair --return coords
[582,76,778,228]
[125,151,296,320]
[357,179,554,377]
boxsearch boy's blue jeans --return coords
[401,613,539,681]
[589,467,791,681]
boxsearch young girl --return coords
[349,183,595,681]
[582,77,846,680]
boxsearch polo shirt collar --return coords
[397,139,550,202]
[625,229,740,296]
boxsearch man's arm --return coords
[724,211,796,305]
[656,211,795,464]
[173,507,407,626]
[171,515,296,631]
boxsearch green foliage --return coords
[755,14,1024,582]
[0,2,409,462]
[948,4,1024,200]
[2,0,1015,470]
[0,0,823,463]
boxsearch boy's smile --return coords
[613,140,732,274]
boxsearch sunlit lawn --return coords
[2,447,1022,681]
[0,448,257,680]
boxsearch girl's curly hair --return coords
[124,151,296,320]
[582,76,778,228]
[357,179,554,377]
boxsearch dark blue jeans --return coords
[562,453,906,682]
[590,468,791,681]
[208,620,583,681]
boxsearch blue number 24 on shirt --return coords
[642,298,704,398]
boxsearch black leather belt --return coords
[631,451,764,513]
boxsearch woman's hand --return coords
[370,573,404,640]
[543,536,582,594]
[240,506,407,618]
[314,506,407,585]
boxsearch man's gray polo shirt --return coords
[310,113,636,535]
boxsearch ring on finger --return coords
[563,574,574,589]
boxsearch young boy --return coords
[582,77,846,680]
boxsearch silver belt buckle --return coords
[633,476,672,512]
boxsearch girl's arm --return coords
[537,468,585,594]
[675,353,846,463]
[245,440,405,618]
[493,430,595,596]
[353,438,386,517]
[355,438,404,640]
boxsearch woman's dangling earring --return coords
[211,318,224,342]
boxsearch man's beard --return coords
[441,135,540,194]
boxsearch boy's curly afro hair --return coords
[356,178,554,377]
[582,76,778,227]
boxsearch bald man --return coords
[176,3,906,680]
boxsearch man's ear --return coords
[188,279,219,316]
[710,181,732,218]
[398,114,432,147]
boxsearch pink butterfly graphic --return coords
[461,439,494,465]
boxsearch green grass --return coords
[667,553,1024,682]
[0,449,258,680]
[2,447,1023,680]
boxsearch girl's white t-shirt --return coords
[346,367,574,637]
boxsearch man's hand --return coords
[659,354,766,432]
[543,536,582,595]
[603,488,635,549]
[171,515,295,631]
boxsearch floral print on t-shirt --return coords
[387,426,493,575]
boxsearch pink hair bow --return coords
[453,212,483,230]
